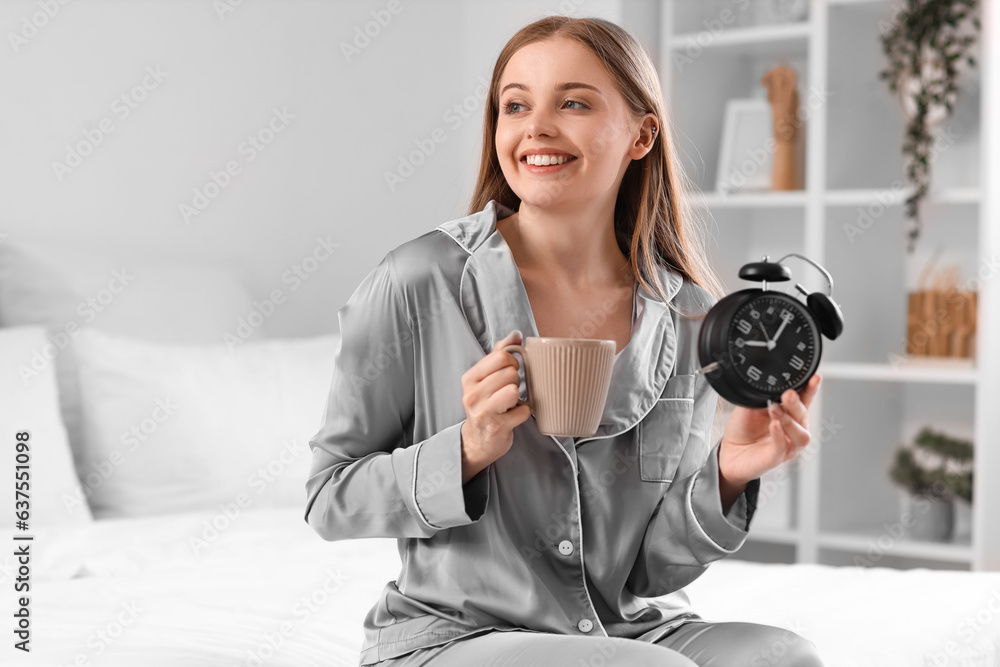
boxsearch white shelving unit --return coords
[659,0,999,571]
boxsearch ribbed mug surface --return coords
[521,337,616,437]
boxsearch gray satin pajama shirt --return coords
[304,200,761,666]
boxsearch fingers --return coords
[463,330,523,385]
[768,400,811,452]
[773,373,821,423]
[462,330,527,415]
[478,365,523,407]
[488,383,528,416]
[493,329,523,352]
[798,373,822,407]
[474,373,530,428]
[765,375,823,464]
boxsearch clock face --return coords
[727,293,820,395]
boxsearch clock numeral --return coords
[750,309,760,320]
[737,319,752,335]
[747,365,762,381]
[797,342,807,351]
[789,355,805,371]
[737,353,746,365]
[735,337,745,348]
[767,375,777,386]
[782,372,791,381]
[780,308,794,322]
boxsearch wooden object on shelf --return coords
[906,262,977,359]
[955,291,977,358]
[761,65,799,190]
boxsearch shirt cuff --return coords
[687,439,759,552]
[411,421,490,530]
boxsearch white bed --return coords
[1,239,998,667]
[7,507,1000,667]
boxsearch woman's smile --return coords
[520,154,579,173]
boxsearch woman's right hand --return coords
[459,330,532,483]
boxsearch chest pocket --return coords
[638,374,695,483]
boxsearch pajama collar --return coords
[436,199,684,441]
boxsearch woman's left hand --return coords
[718,374,822,489]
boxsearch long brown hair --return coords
[467,15,725,315]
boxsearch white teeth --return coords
[525,154,573,166]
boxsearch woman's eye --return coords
[501,100,590,115]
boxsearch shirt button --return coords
[558,540,574,556]
[578,619,594,633]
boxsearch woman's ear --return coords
[629,114,658,160]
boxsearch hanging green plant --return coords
[878,0,980,253]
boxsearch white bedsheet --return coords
[685,559,1000,667]
[4,507,998,667]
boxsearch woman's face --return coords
[495,36,647,211]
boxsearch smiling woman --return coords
[469,18,728,313]
[305,14,825,667]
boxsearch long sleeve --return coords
[303,254,490,541]
[626,375,760,598]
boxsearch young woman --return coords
[305,15,824,667]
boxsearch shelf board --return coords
[820,360,977,384]
[692,190,808,209]
[824,187,981,207]
[693,188,979,209]
[670,22,810,56]
[818,530,972,564]
[747,525,799,546]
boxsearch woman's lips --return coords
[521,156,578,174]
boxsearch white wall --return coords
[1,0,660,339]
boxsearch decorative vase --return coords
[903,493,955,542]
[953,498,973,542]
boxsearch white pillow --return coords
[0,326,93,527]
[0,239,258,481]
[71,327,339,518]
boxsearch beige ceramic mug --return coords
[503,337,616,437]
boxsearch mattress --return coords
[5,507,998,666]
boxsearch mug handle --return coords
[502,344,531,408]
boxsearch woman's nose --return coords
[525,104,558,138]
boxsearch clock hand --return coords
[742,340,769,347]
[756,321,778,351]
[772,316,790,343]
[757,321,772,344]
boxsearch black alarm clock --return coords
[696,253,844,408]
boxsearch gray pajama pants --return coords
[373,620,824,666]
